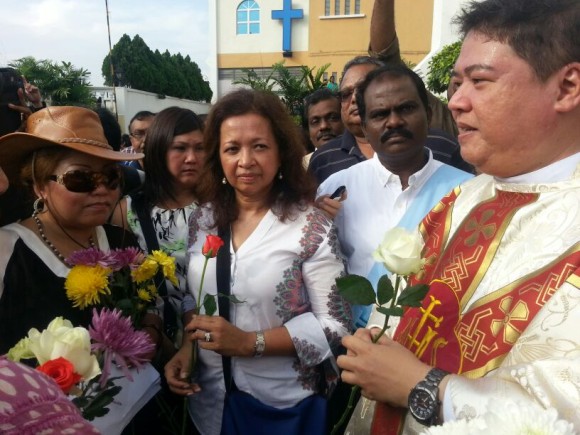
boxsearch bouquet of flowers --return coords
[331,227,430,434]
[64,247,178,327]
[6,310,155,421]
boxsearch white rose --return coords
[27,317,101,381]
[372,227,425,276]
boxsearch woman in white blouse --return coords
[165,89,352,435]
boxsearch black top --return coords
[0,224,138,354]
[308,130,363,185]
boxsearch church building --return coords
[206,0,468,100]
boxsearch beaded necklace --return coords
[32,211,96,264]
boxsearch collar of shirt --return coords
[497,151,580,184]
[371,149,435,190]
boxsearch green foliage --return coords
[233,61,330,124]
[426,41,462,94]
[71,375,123,421]
[232,68,277,92]
[397,284,430,307]
[102,34,212,103]
[10,56,95,107]
[335,275,376,306]
[376,275,394,305]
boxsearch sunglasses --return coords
[48,167,122,193]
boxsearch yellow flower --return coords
[147,284,158,298]
[65,265,111,309]
[131,258,158,283]
[150,250,178,286]
[137,288,153,302]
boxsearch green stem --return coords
[330,385,361,435]
[197,257,209,310]
[181,396,188,435]
[187,257,209,380]
[331,275,403,434]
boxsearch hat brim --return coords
[0,132,144,183]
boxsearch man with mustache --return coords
[317,65,472,328]
[303,88,345,167]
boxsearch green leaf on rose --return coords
[218,293,245,304]
[336,275,376,305]
[203,294,217,316]
[377,306,404,317]
[377,275,395,305]
[397,284,430,307]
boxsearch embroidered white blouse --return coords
[185,203,352,435]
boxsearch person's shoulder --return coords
[295,203,334,228]
[310,136,345,161]
[0,224,21,246]
[434,161,474,182]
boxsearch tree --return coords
[233,62,330,124]
[10,56,95,107]
[102,34,212,102]
[426,41,462,95]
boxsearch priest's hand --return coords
[337,328,431,407]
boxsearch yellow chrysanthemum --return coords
[131,258,158,283]
[147,284,158,298]
[150,250,178,286]
[65,265,111,309]
[137,288,153,302]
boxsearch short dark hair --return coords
[128,110,156,133]
[455,0,580,81]
[303,88,339,120]
[197,89,316,230]
[355,65,430,123]
[142,106,204,206]
[95,108,122,151]
[341,56,386,84]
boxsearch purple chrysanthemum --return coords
[67,247,116,268]
[108,247,145,271]
[89,308,155,386]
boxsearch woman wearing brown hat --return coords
[0,106,150,354]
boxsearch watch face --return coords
[408,385,437,423]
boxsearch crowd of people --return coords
[0,0,579,434]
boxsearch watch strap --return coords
[253,330,265,357]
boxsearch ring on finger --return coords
[204,331,212,342]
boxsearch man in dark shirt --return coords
[308,56,384,184]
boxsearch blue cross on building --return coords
[272,0,304,53]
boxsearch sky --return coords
[0,0,210,87]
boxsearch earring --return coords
[222,177,227,185]
[278,171,283,180]
[33,197,44,214]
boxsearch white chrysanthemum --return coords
[421,401,574,435]
[484,401,575,435]
[422,417,485,435]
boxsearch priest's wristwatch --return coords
[408,367,449,426]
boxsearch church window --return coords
[237,1,260,35]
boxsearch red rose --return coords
[202,234,224,258]
[36,357,82,394]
